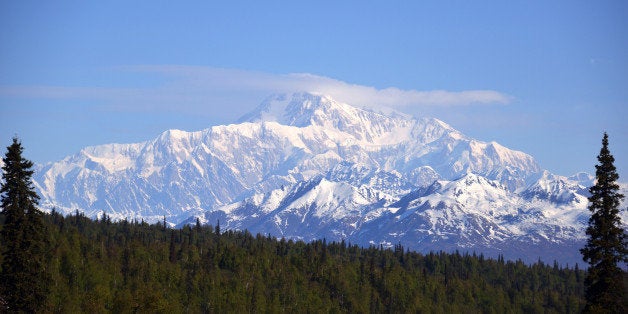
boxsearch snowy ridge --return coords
[30,92,623,265]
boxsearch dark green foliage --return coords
[0,137,592,312]
[5,211,585,312]
[581,133,627,313]
[0,137,50,312]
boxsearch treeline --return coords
[5,210,586,313]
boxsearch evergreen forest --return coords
[1,209,590,313]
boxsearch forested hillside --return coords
[2,210,586,313]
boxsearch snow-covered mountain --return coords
[32,92,625,265]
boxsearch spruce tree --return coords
[580,132,627,313]
[0,137,49,312]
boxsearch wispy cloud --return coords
[0,66,511,116]
[122,65,512,107]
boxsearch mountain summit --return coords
[239,93,409,141]
[33,92,620,265]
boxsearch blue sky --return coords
[1,1,627,179]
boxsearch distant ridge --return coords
[32,92,626,265]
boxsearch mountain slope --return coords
[36,93,539,218]
[31,92,618,265]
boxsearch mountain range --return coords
[26,92,626,265]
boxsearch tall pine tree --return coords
[580,132,627,313]
[0,137,49,312]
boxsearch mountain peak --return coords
[236,92,417,143]
[32,91,607,265]
[237,92,337,126]
[568,172,594,187]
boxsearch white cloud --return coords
[122,65,512,107]
[287,73,511,107]
[0,66,511,118]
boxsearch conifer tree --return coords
[0,137,49,312]
[580,132,627,313]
